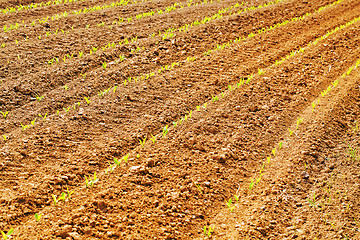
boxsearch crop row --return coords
[2,0,149,33]
[1,0,86,14]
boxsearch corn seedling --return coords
[35,94,44,102]
[203,226,214,237]
[63,106,70,112]
[80,73,86,79]
[226,198,235,212]
[0,111,9,119]
[346,143,358,162]
[162,125,169,137]
[279,141,283,150]
[85,172,98,188]
[1,228,13,240]
[258,68,265,75]
[35,213,42,222]
[31,118,36,126]
[84,97,91,104]
[20,122,28,131]
[38,113,47,122]
[64,85,68,90]
[307,193,317,208]
[102,62,107,70]
[288,128,293,136]
[234,195,239,202]
[52,194,58,206]
[150,134,156,143]
[139,136,147,148]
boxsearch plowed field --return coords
[1,0,360,239]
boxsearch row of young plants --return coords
[2,0,149,33]
[0,0,341,138]
[0,0,87,15]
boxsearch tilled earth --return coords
[0,0,360,239]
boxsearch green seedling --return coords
[114,157,121,166]
[64,85,68,90]
[38,113,47,122]
[272,148,276,156]
[52,194,58,206]
[346,143,358,162]
[56,110,59,115]
[123,153,129,163]
[258,68,265,75]
[249,179,256,190]
[296,118,303,129]
[162,125,169,137]
[173,121,178,127]
[234,195,239,202]
[288,128,293,136]
[1,228,13,240]
[226,198,235,212]
[203,226,214,237]
[113,86,117,93]
[84,97,91,104]
[63,107,70,112]
[80,73,86,79]
[139,136,147,148]
[66,187,74,200]
[35,213,42,222]
[85,172,98,188]
[79,51,83,58]
[136,154,140,159]
[279,141,283,150]
[307,193,317,208]
[0,111,9,119]
[20,122,28,131]
[196,106,200,111]
[102,62,107,70]
[211,95,219,102]
[150,134,156,143]
[31,118,36,126]
[35,94,44,102]
[3,135,6,141]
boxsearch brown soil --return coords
[1,0,360,239]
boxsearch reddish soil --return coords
[0,0,360,239]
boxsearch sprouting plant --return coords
[249,179,256,190]
[113,86,117,93]
[3,135,6,141]
[38,113,47,122]
[203,226,214,237]
[211,95,219,102]
[35,94,44,102]
[63,107,70,112]
[139,136,147,148]
[31,118,36,126]
[307,193,317,208]
[162,125,169,137]
[105,163,116,174]
[80,73,86,79]
[1,228,14,240]
[85,172,98,188]
[258,68,265,75]
[0,111,9,119]
[350,121,359,133]
[279,142,283,150]
[52,194,58,206]
[288,128,293,136]
[20,122,28,131]
[122,153,129,163]
[136,154,140,159]
[234,195,239,202]
[66,187,74,200]
[312,102,316,112]
[83,97,91,104]
[296,118,303,129]
[196,106,200,111]
[272,148,276,156]
[203,103,207,109]
[150,134,156,143]
[346,142,358,162]
[35,213,42,222]
[226,198,235,212]
[102,62,107,70]
[64,85,68,90]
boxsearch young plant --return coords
[3,135,7,141]
[35,94,44,102]
[150,134,156,143]
[20,122,28,131]
[226,198,235,212]
[139,136,147,148]
[0,111,9,119]
[64,85,68,90]
[203,226,214,237]
[85,172,98,188]
[38,113,47,122]
[1,228,14,240]
[31,118,36,126]
[35,213,42,222]
[162,125,169,137]
[66,187,74,200]
[307,193,317,208]
[84,97,91,104]
[102,62,107,70]
[52,194,58,206]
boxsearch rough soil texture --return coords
[0,0,360,239]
